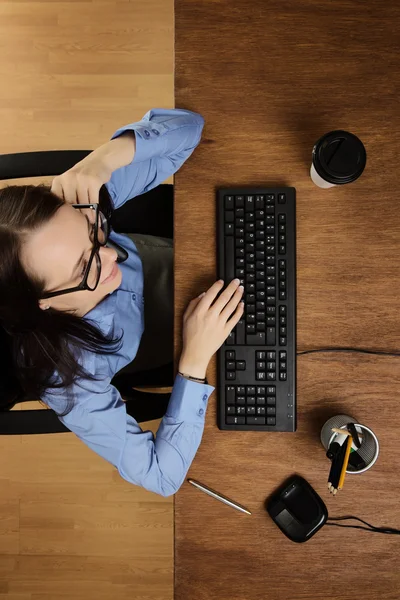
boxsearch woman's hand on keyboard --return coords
[179,279,244,379]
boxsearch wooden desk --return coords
[174,1,400,598]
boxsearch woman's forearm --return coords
[91,131,137,181]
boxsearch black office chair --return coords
[0,149,174,434]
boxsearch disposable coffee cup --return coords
[311,130,367,188]
[321,414,379,474]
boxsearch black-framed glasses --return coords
[42,203,110,299]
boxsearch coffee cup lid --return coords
[312,130,367,185]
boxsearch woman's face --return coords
[21,204,122,316]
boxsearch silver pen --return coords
[187,479,252,515]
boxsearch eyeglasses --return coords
[42,203,110,299]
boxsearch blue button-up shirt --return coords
[43,108,215,497]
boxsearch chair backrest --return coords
[0,150,92,181]
[0,150,172,433]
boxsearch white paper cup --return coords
[310,163,336,188]
[311,130,367,188]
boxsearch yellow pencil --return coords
[338,435,352,490]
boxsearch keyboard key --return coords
[267,417,276,426]
[245,195,255,210]
[256,361,266,370]
[247,396,256,405]
[256,372,266,380]
[279,291,287,300]
[227,406,236,414]
[256,351,266,360]
[267,406,276,415]
[247,333,266,345]
[267,372,276,381]
[280,337,287,346]
[267,352,276,360]
[247,417,266,425]
[267,386,276,395]
[267,396,276,405]
[278,214,286,223]
[247,406,256,415]
[236,195,244,207]
[256,386,266,395]
[267,327,276,346]
[236,320,245,344]
[279,305,287,315]
[225,195,234,209]
[237,406,246,415]
[280,372,287,381]
[256,397,266,405]
[225,328,235,343]
[227,372,235,380]
[226,386,236,404]
[226,361,235,370]
[279,245,286,255]
[237,396,246,405]
[257,407,266,415]
[247,386,256,395]
[237,361,246,370]
[279,351,287,360]
[226,351,235,360]
[227,416,245,425]
[280,327,287,335]
[278,193,286,204]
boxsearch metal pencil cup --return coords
[320,414,379,474]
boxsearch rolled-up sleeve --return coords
[106,108,205,209]
[49,374,214,497]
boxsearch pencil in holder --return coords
[321,414,379,474]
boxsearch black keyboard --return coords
[217,188,296,432]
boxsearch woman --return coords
[0,108,244,497]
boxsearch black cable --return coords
[297,347,400,357]
[326,516,400,535]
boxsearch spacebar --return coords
[246,333,265,345]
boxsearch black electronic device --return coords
[217,187,296,431]
[266,475,328,543]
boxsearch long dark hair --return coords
[0,184,121,412]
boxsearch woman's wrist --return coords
[94,132,137,180]
[178,356,208,380]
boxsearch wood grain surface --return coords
[174,1,400,599]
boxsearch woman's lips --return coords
[101,262,118,285]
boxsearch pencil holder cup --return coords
[320,414,379,474]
